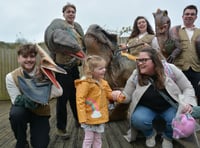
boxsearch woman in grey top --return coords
[121,48,197,148]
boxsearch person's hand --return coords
[80,123,86,128]
[181,104,193,114]
[167,55,175,63]
[167,48,182,63]
[119,44,126,48]
[117,93,125,103]
[143,43,151,48]
[111,90,122,101]
[119,44,128,53]
[111,90,125,103]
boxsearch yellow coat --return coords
[75,78,113,124]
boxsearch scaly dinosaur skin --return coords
[84,24,136,121]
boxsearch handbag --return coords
[172,113,196,139]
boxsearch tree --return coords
[119,26,132,36]
[105,26,132,37]
[15,32,28,44]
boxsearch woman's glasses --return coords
[136,58,152,64]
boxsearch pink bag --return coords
[172,113,196,139]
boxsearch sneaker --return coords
[146,133,156,147]
[57,129,70,139]
[162,138,173,148]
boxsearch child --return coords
[75,55,124,148]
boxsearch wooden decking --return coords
[0,99,199,148]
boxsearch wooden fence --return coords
[0,43,19,100]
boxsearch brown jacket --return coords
[127,34,155,56]
[174,27,200,72]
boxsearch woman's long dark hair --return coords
[128,16,155,40]
[137,48,165,89]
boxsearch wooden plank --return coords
[106,121,133,148]
[0,100,199,148]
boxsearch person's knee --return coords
[132,113,156,131]
[131,114,143,126]
[131,115,151,130]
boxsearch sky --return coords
[1,0,200,43]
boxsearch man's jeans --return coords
[9,105,50,148]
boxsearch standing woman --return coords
[122,48,196,148]
[121,16,160,55]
